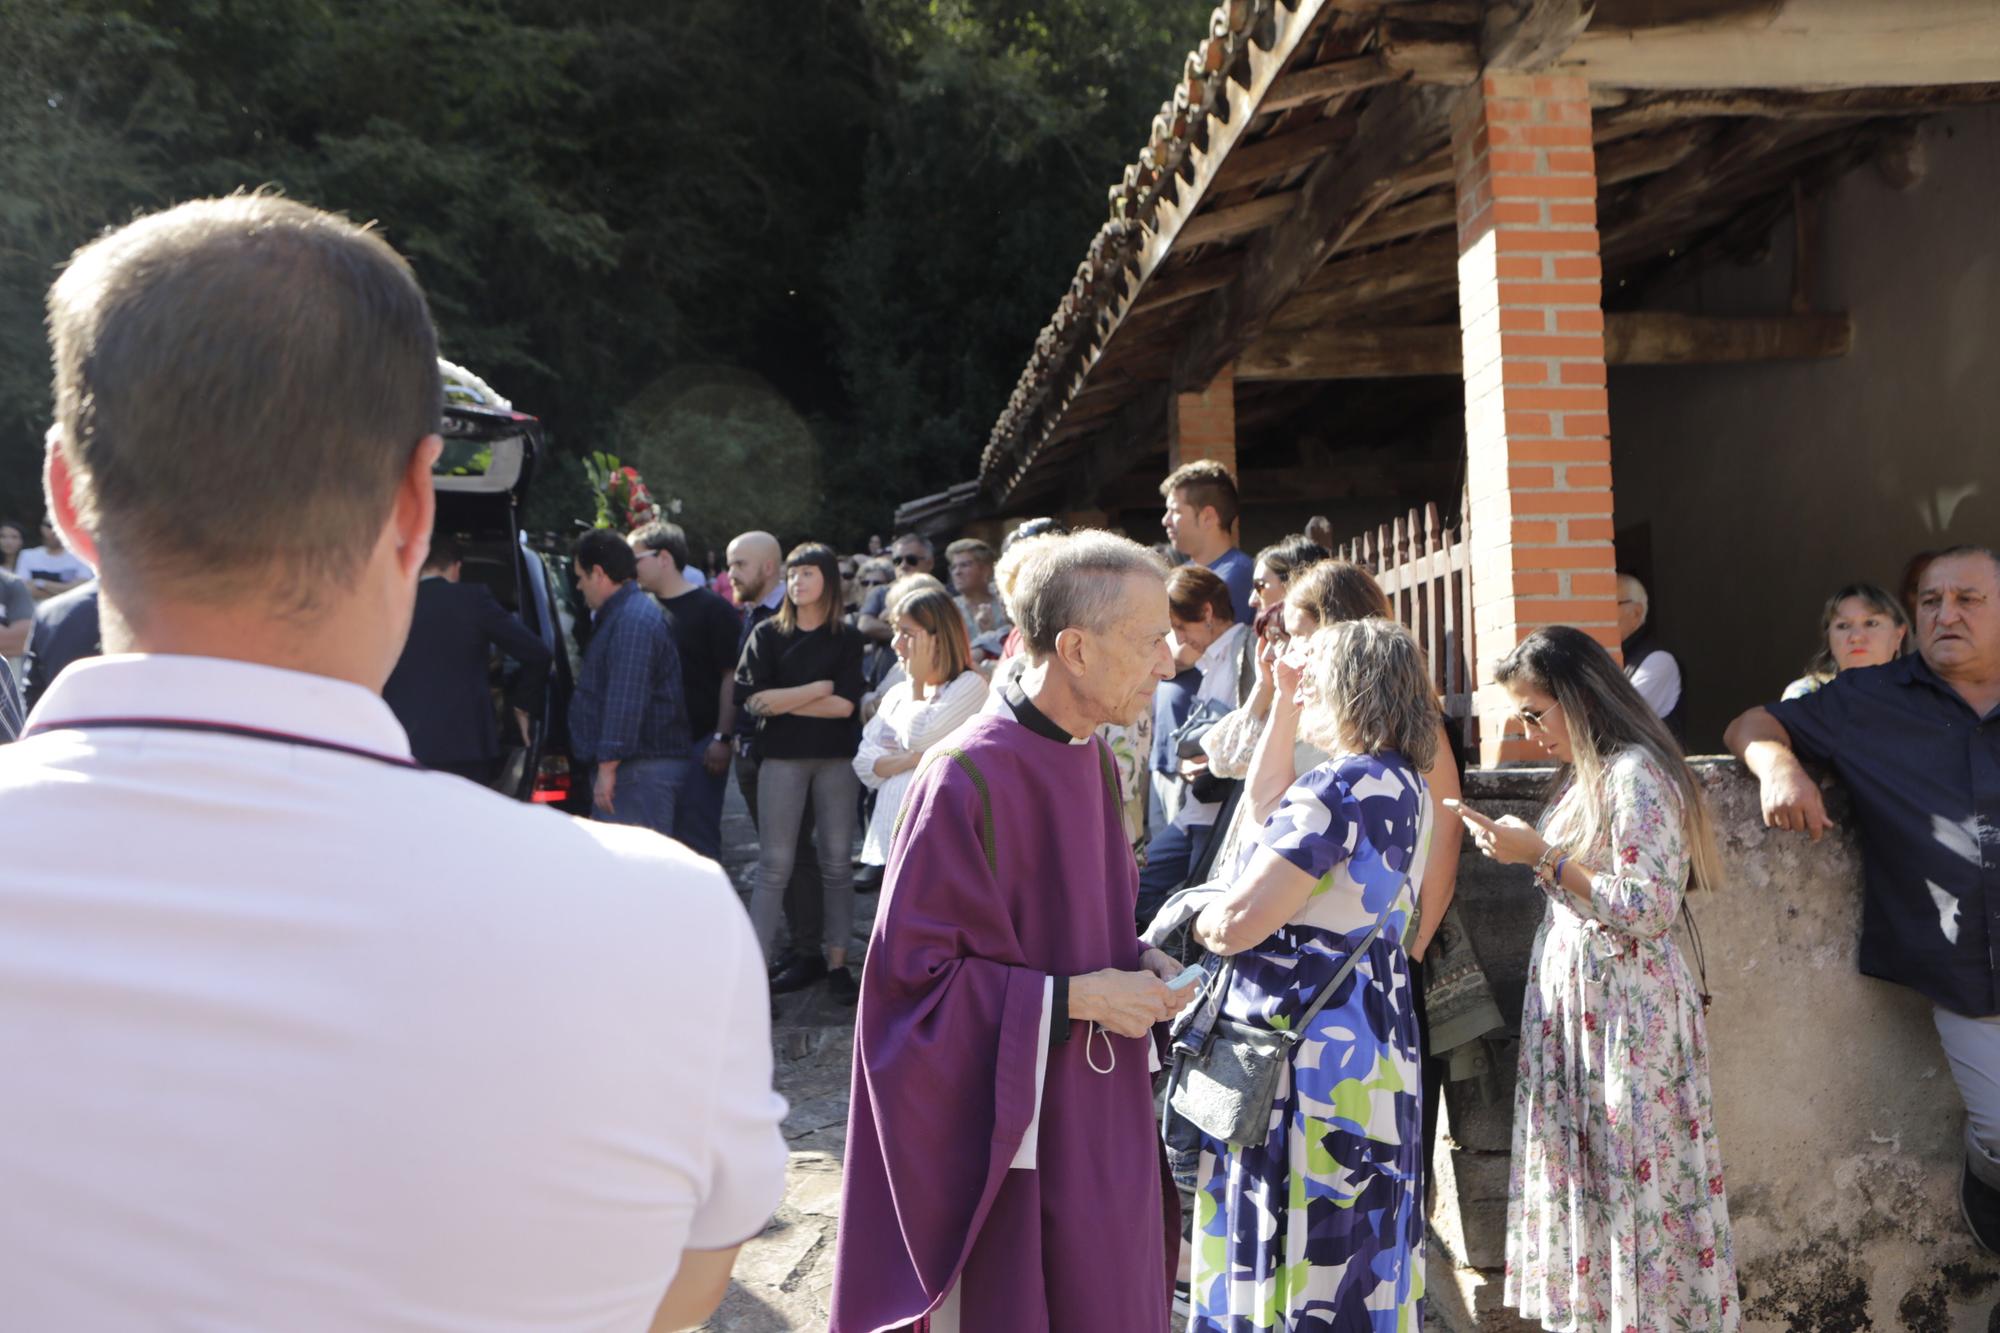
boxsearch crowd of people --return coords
[3,193,1998,1333]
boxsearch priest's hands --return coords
[1138,946,1185,986]
[1070,958,1198,1039]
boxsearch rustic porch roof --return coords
[957,0,2000,522]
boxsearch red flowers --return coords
[1636,1158,1652,1183]
[1709,1174,1725,1195]
[1688,1118,1701,1139]
[1577,1255,1591,1276]
[1620,845,1640,866]
[1583,1011,1598,1032]
[1698,1247,1716,1269]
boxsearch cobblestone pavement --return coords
[698,781,873,1333]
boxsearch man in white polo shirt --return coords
[0,194,787,1331]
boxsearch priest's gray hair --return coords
[1013,530,1166,657]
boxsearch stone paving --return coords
[697,782,873,1333]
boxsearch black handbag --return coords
[1165,902,1396,1150]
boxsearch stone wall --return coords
[1428,759,2000,1332]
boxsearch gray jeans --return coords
[1935,1005,2000,1187]
[752,756,858,962]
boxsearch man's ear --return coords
[1054,626,1090,679]
[392,435,442,582]
[42,428,100,571]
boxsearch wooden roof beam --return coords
[1262,53,1402,114]
[1212,119,1357,191]
[1593,82,2000,130]
[1178,191,1299,248]
[1127,256,1242,316]
[1235,312,1855,381]
[1561,1,2000,92]
[1173,83,1458,394]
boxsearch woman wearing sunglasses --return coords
[1449,626,1738,1332]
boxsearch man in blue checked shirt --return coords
[570,529,690,841]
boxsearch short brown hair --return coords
[1286,560,1390,628]
[47,194,441,607]
[1165,564,1233,625]
[1159,460,1240,530]
[892,585,975,682]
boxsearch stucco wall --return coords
[1427,759,2000,1331]
[1605,105,2000,754]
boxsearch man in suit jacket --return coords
[22,579,101,714]
[383,535,553,784]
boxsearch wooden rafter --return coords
[1212,118,1356,191]
[1173,84,1458,393]
[1592,83,2000,124]
[1262,53,1402,113]
[1235,312,1855,381]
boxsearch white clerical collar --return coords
[30,653,414,759]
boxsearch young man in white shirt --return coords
[3,194,786,1332]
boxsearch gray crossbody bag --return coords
[1165,898,1398,1150]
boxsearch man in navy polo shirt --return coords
[1728,545,2000,1252]
[1159,459,1255,627]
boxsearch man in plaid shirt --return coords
[570,529,690,841]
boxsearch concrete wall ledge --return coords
[1428,758,2000,1331]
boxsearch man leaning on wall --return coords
[0,194,786,1330]
[1726,545,2000,1254]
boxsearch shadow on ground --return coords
[698,781,873,1332]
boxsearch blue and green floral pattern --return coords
[1190,751,1430,1331]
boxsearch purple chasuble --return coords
[830,713,1175,1332]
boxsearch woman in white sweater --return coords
[852,585,988,869]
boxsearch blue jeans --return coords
[1137,818,1214,934]
[590,756,688,843]
[672,739,729,860]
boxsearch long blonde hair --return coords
[1495,626,1723,894]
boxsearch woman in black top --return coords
[737,543,868,1001]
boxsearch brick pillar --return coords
[1167,366,1237,476]
[1454,73,1619,766]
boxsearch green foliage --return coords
[825,0,1208,527]
[519,448,596,539]
[0,0,1204,539]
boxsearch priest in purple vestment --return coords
[831,530,1196,1333]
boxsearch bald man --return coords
[726,531,825,991]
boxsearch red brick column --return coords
[1454,73,1619,765]
[1167,365,1237,476]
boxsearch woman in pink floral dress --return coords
[1451,625,1738,1332]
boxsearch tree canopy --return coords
[0,0,1206,554]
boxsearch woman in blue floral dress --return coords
[1189,617,1438,1329]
